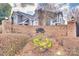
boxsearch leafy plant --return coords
[0,3,12,24]
[32,33,52,49]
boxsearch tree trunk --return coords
[38,9,44,26]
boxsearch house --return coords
[11,11,38,26]
[37,8,66,25]
[36,3,68,25]
[11,3,39,26]
[11,3,68,26]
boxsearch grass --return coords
[0,34,30,56]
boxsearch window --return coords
[21,3,27,7]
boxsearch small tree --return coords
[0,3,12,24]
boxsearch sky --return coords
[9,3,79,15]
[69,3,79,9]
[9,3,79,10]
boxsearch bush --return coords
[33,33,52,49]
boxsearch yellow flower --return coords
[33,34,52,49]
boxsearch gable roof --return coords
[12,11,38,19]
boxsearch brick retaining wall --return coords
[2,20,76,37]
